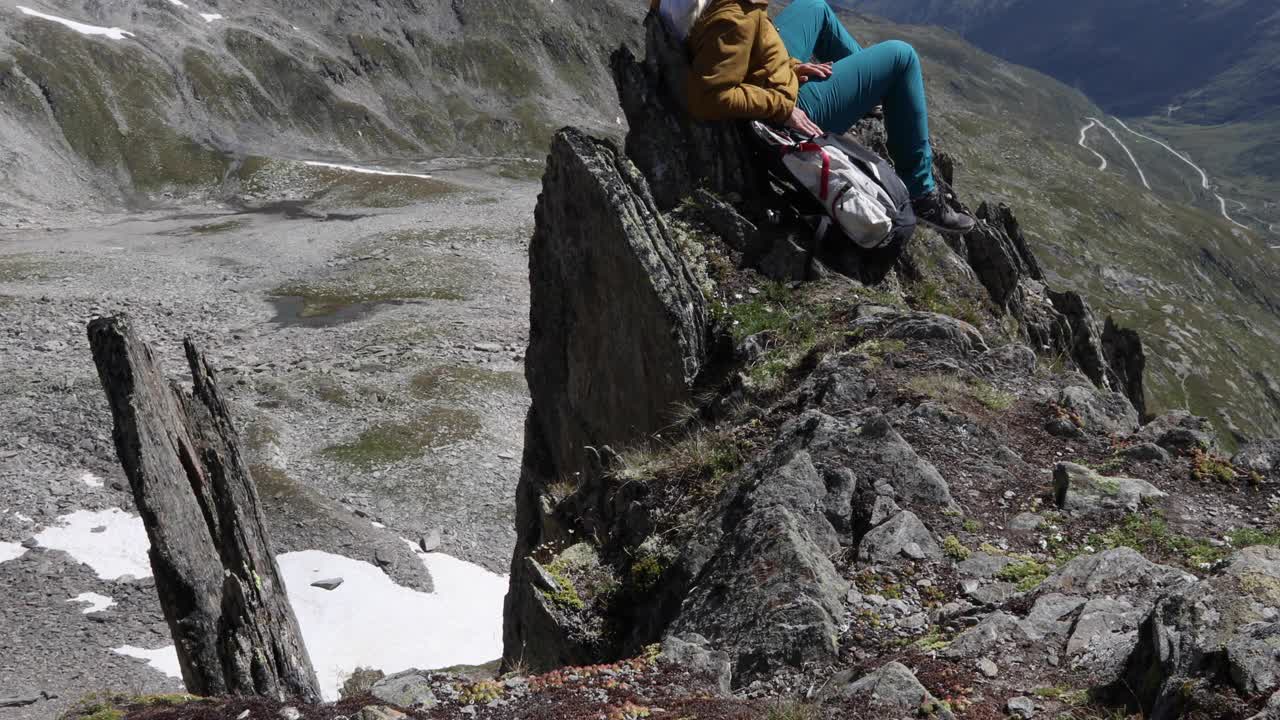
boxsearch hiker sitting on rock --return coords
[656,0,975,234]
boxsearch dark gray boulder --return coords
[852,304,988,355]
[1057,385,1140,436]
[370,671,437,709]
[850,413,957,511]
[821,661,955,718]
[659,633,732,696]
[1137,411,1219,453]
[1053,462,1167,514]
[858,510,942,562]
[668,435,849,686]
[1040,547,1194,597]
[1124,442,1172,464]
[1235,440,1280,480]
[945,548,1193,678]
[1124,546,1280,718]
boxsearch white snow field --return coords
[302,161,435,181]
[34,508,153,580]
[16,6,134,40]
[34,508,507,699]
[279,549,508,700]
[0,541,27,564]
[113,645,183,679]
[69,592,116,614]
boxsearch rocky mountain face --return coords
[0,0,642,216]
[16,3,1280,719]
[5,0,1276,440]
[494,15,1280,720]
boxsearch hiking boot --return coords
[912,188,976,234]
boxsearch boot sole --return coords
[916,215,976,235]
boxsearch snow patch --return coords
[199,13,223,22]
[165,0,188,6]
[278,549,507,701]
[301,161,434,181]
[12,512,33,524]
[35,508,152,580]
[16,6,134,40]
[114,645,182,679]
[80,471,104,488]
[70,592,115,614]
[0,541,26,564]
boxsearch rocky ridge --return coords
[494,15,1280,720]
[46,8,1280,720]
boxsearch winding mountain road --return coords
[1077,120,1108,171]
[1078,115,1255,231]
[1085,116,1150,190]
[1109,117,1250,230]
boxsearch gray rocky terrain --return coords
[5,1,1280,720]
[0,160,538,718]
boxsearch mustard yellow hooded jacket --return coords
[652,0,800,125]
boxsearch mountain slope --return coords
[839,0,1280,123]
[825,11,1280,441]
[0,0,642,215]
[2,0,1277,435]
[837,0,1280,239]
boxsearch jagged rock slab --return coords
[612,13,759,211]
[1124,546,1280,718]
[525,126,708,484]
[506,126,709,671]
[88,316,320,702]
[670,440,848,686]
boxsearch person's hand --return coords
[785,106,823,137]
[795,62,833,83]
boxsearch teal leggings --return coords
[774,0,935,197]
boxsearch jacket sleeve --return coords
[686,13,795,125]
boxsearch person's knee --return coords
[792,0,833,16]
[881,39,919,69]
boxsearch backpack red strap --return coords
[782,142,831,201]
